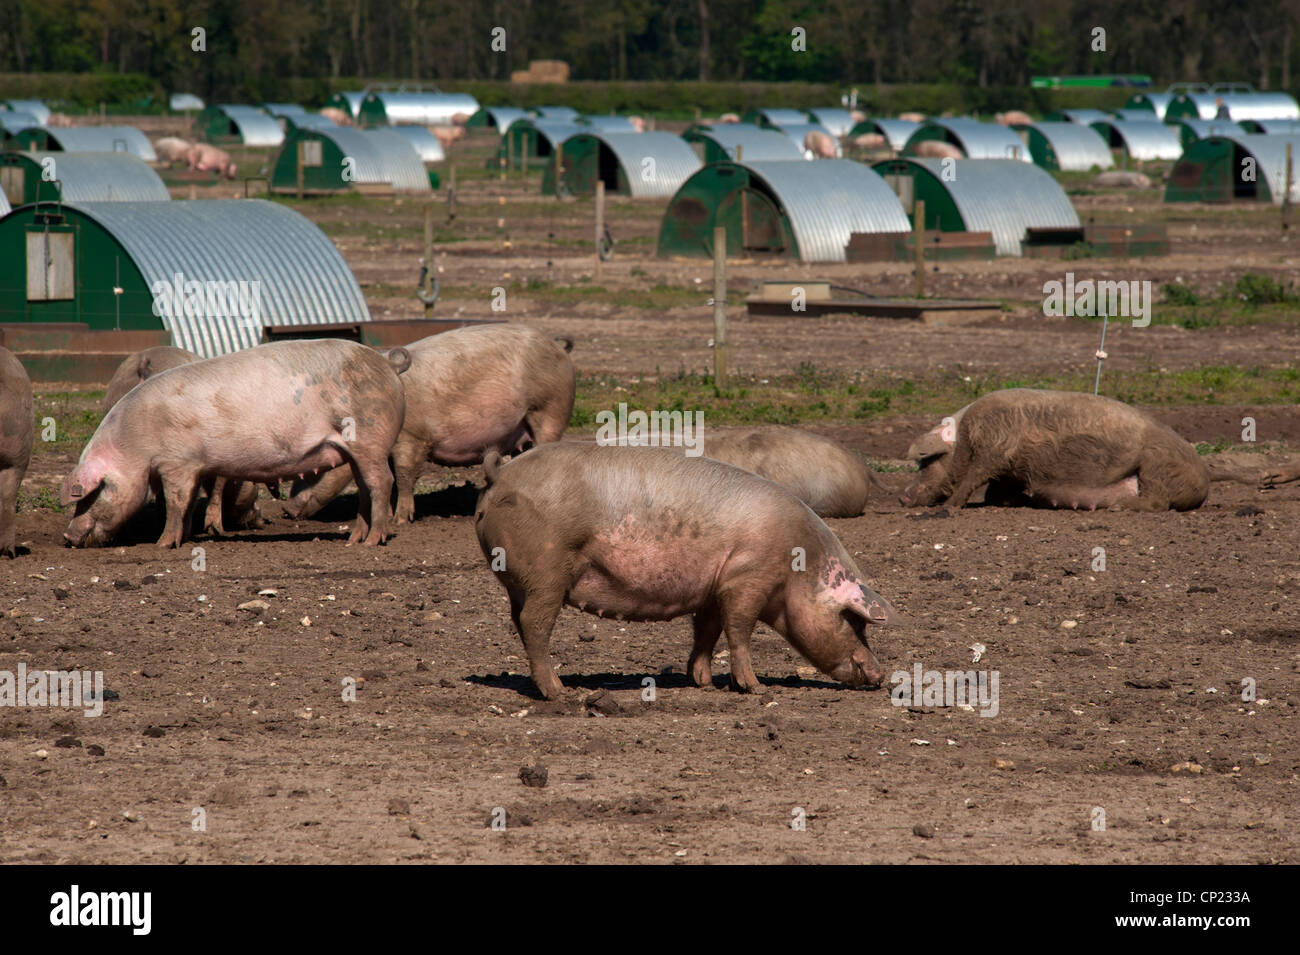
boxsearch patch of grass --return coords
[1161,282,1200,306]
[18,486,64,513]
[1233,272,1298,306]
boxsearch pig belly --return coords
[1026,475,1139,510]
[205,437,347,482]
[566,528,721,621]
[430,421,529,465]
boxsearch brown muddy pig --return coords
[62,340,408,548]
[102,345,263,535]
[694,428,885,518]
[912,139,964,160]
[0,348,34,557]
[900,389,1209,511]
[285,324,574,524]
[475,443,901,700]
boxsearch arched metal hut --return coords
[846,118,920,151]
[358,91,480,127]
[742,108,810,128]
[1012,122,1114,171]
[903,118,1030,161]
[681,124,805,163]
[1166,91,1300,122]
[657,159,910,262]
[1123,92,1174,120]
[3,99,50,124]
[1166,134,1300,205]
[1044,108,1113,125]
[578,115,638,132]
[498,118,583,167]
[534,106,580,122]
[170,93,205,111]
[1167,118,1247,150]
[270,127,432,194]
[467,107,530,132]
[0,152,170,205]
[326,92,367,121]
[872,157,1080,256]
[388,125,446,164]
[11,126,158,162]
[806,108,856,137]
[1239,118,1300,135]
[201,104,285,146]
[0,199,370,356]
[543,131,701,198]
[1088,120,1182,161]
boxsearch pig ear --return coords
[60,459,106,507]
[137,354,153,381]
[907,430,951,461]
[843,583,899,627]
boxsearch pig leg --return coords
[509,587,565,700]
[688,607,722,688]
[284,465,354,519]
[943,445,1000,508]
[390,434,425,525]
[524,405,569,447]
[1261,463,1300,487]
[0,466,25,557]
[345,453,394,546]
[719,598,764,693]
[157,465,203,548]
[204,477,229,535]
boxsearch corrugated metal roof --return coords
[0,190,9,217]
[1241,118,1300,135]
[1209,134,1300,205]
[333,92,366,117]
[13,152,170,202]
[774,122,841,157]
[5,99,50,123]
[216,105,284,146]
[39,127,158,162]
[868,119,919,150]
[754,108,809,127]
[911,118,1030,161]
[263,103,307,118]
[0,111,39,133]
[286,113,340,131]
[806,108,856,137]
[1023,122,1114,171]
[534,106,579,122]
[574,131,701,198]
[579,115,637,132]
[1127,93,1173,120]
[365,92,480,125]
[1111,109,1155,122]
[1175,92,1300,121]
[529,120,583,150]
[479,107,529,130]
[1054,108,1113,125]
[883,158,1080,256]
[69,200,369,358]
[1089,120,1182,160]
[1171,118,1247,141]
[743,159,911,262]
[388,125,446,163]
[308,128,431,191]
[685,124,805,162]
[170,93,205,111]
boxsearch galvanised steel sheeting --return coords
[579,115,637,132]
[1090,120,1182,160]
[1216,134,1300,205]
[1127,93,1173,119]
[743,159,911,262]
[806,108,856,137]
[1175,92,1300,121]
[1054,108,1112,125]
[1172,118,1247,141]
[361,129,434,191]
[288,113,340,131]
[263,103,308,118]
[70,200,369,358]
[1241,118,1300,135]
[4,99,50,123]
[216,105,284,146]
[0,111,39,132]
[1112,109,1156,122]
[41,127,158,162]
[586,131,702,198]
[0,190,9,217]
[20,152,170,202]
[479,107,529,130]
[753,108,809,127]
[534,105,579,122]
[775,122,841,157]
[368,92,480,125]
[871,119,919,150]
[334,92,366,118]
[388,125,446,163]
[531,120,583,150]
[902,157,1080,256]
[918,118,1030,161]
[1026,122,1114,171]
[170,93,205,111]
[688,124,804,161]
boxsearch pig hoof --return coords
[728,674,760,694]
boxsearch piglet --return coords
[475,443,901,700]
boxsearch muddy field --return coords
[0,123,1297,864]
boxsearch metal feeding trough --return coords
[746,280,1001,326]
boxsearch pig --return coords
[900,389,1210,511]
[850,109,867,123]
[285,324,575,524]
[0,348,34,557]
[691,427,887,518]
[804,130,838,158]
[62,339,408,548]
[186,143,237,179]
[153,136,194,167]
[1093,170,1152,189]
[451,111,471,126]
[898,111,926,123]
[46,113,74,127]
[101,345,262,535]
[475,443,902,700]
[851,132,887,150]
[628,115,647,133]
[718,113,741,124]
[430,125,465,149]
[318,107,351,126]
[1260,462,1300,487]
[911,139,964,159]
[995,110,1033,126]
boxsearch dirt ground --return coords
[0,125,1297,864]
